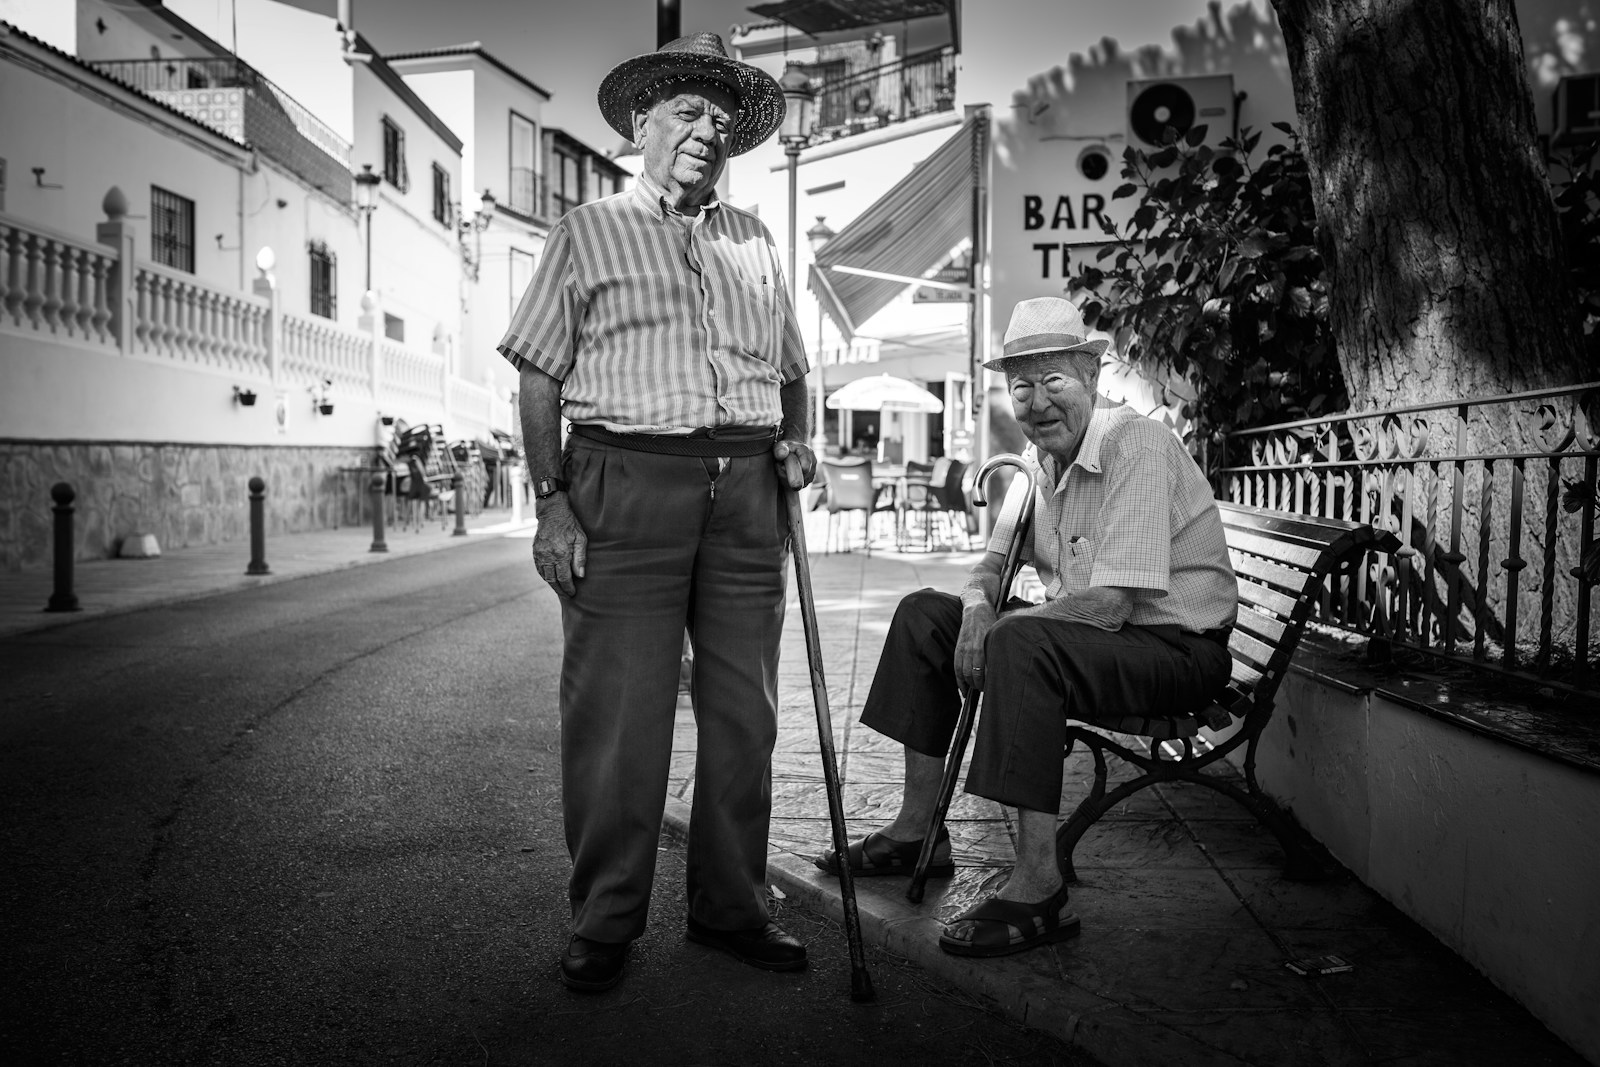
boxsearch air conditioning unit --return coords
[1126,75,1236,150]
[1554,73,1600,146]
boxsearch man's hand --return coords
[954,601,997,692]
[773,439,817,490]
[532,496,587,598]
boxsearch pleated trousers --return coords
[860,588,1232,814]
[558,434,787,943]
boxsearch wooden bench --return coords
[1054,502,1399,882]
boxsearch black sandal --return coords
[938,884,1080,957]
[814,829,954,878]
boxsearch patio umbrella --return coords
[825,374,944,413]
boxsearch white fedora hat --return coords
[983,296,1111,372]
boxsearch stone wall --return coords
[0,440,375,571]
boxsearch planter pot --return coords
[319,403,335,416]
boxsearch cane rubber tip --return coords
[851,972,876,1002]
[906,885,925,905]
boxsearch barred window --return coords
[509,247,535,316]
[150,185,194,273]
[309,241,336,320]
[384,313,404,343]
[382,116,408,192]
[553,148,582,217]
[431,163,450,226]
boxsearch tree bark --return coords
[1271,0,1587,417]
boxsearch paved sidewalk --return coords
[2,509,1586,1065]
[0,504,535,638]
[668,527,1589,1067]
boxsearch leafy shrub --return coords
[1065,123,1346,458]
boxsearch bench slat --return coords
[1229,550,1316,596]
[1233,603,1288,647]
[1228,627,1281,674]
[1219,501,1371,544]
[1236,576,1299,619]
[1222,526,1330,571]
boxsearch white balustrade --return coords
[0,214,120,348]
[130,260,271,379]
[279,312,371,393]
[378,340,447,419]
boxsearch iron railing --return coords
[1219,383,1600,700]
[89,57,352,167]
[812,47,957,141]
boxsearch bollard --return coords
[246,476,271,575]
[44,482,81,613]
[369,472,389,552]
[451,472,467,536]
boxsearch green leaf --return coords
[1271,121,1295,136]
[1184,124,1210,147]
[1112,183,1139,200]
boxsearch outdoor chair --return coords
[819,458,894,554]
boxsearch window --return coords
[308,241,336,319]
[431,163,450,226]
[553,148,582,217]
[383,313,404,343]
[509,111,537,216]
[381,116,408,192]
[150,185,194,273]
[509,248,536,316]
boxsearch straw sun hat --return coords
[982,297,1113,372]
[597,32,785,157]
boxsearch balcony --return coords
[88,57,354,205]
[810,46,957,143]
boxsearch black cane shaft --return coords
[906,479,1035,903]
[785,490,875,1002]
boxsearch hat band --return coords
[1003,332,1094,356]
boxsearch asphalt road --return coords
[0,537,1094,1066]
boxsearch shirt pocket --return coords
[1059,535,1097,596]
[731,277,777,359]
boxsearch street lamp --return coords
[460,188,496,281]
[354,163,382,293]
[805,214,834,452]
[778,63,814,305]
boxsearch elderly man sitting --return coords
[818,297,1237,957]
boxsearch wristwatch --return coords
[532,476,569,500]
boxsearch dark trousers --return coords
[559,435,787,943]
[860,588,1232,814]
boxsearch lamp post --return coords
[354,163,382,293]
[460,188,497,281]
[805,214,835,453]
[778,63,815,305]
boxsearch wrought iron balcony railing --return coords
[1219,383,1600,701]
[89,57,352,169]
[811,47,957,142]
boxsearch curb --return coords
[660,794,1244,1067]
[0,519,538,640]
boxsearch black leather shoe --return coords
[560,935,629,992]
[686,918,807,972]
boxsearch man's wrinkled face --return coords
[1007,353,1099,463]
[633,82,739,204]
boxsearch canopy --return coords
[826,374,944,413]
[808,116,977,338]
[748,0,957,38]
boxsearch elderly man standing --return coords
[499,33,815,992]
[819,297,1237,957]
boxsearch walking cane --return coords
[906,454,1036,905]
[784,486,875,1003]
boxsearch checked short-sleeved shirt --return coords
[496,172,809,433]
[987,399,1236,633]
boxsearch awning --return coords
[808,116,977,339]
[748,0,955,36]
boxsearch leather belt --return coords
[571,424,777,457]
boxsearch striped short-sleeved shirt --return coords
[986,400,1237,633]
[496,173,810,432]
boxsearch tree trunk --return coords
[1271,0,1595,672]
[1271,0,1587,414]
